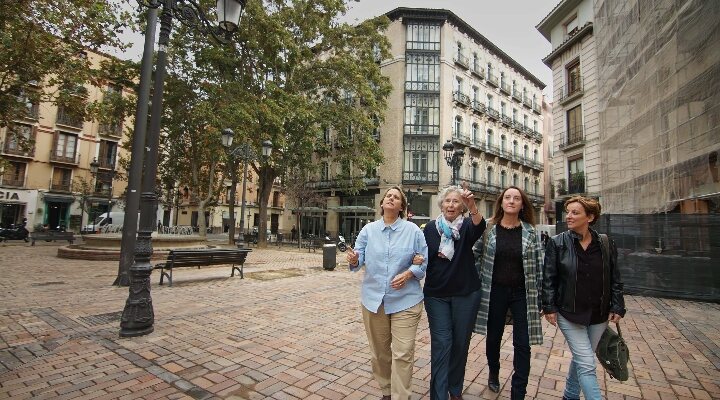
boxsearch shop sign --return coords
[0,191,21,201]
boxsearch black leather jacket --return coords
[542,228,626,318]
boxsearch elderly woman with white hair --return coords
[421,185,486,400]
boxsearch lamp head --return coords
[221,128,234,148]
[216,0,245,33]
[89,157,99,174]
[261,140,273,158]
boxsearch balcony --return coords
[532,130,543,143]
[452,91,471,107]
[98,158,116,170]
[559,78,584,105]
[487,107,499,120]
[568,177,585,194]
[56,107,84,129]
[500,82,510,95]
[487,73,498,87]
[512,121,523,133]
[452,129,471,146]
[471,66,485,79]
[403,170,438,183]
[99,121,123,137]
[453,53,469,69]
[49,150,80,165]
[471,100,486,115]
[500,115,512,127]
[559,126,585,151]
[50,180,72,192]
[405,80,440,92]
[512,89,523,102]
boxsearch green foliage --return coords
[0,0,133,127]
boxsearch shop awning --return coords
[44,194,75,203]
[329,206,376,213]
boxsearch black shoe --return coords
[488,371,500,393]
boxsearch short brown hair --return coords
[564,196,601,225]
[491,186,535,225]
[380,186,408,219]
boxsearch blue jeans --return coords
[557,313,608,400]
[424,290,482,399]
[486,285,530,400]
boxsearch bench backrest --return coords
[167,249,251,268]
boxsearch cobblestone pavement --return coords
[0,242,719,399]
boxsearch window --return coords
[98,140,117,169]
[321,162,329,180]
[472,163,479,182]
[524,177,529,192]
[53,131,78,161]
[1,161,26,187]
[566,105,583,144]
[568,156,585,193]
[472,123,479,142]
[512,108,518,123]
[487,166,494,185]
[512,140,518,155]
[501,102,507,117]
[565,15,578,35]
[501,135,506,152]
[533,120,538,132]
[500,72,506,86]
[500,170,507,187]
[534,180,539,194]
[523,144,529,159]
[523,88,528,100]
[403,138,439,182]
[4,124,35,156]
[567,60,581,95]
[513,173,518,187]
[323,126,330,143]
[472,86,479,102]
[406,23,440,51]
[51,167,72,191]
[405,53,440,91]
[533,149,538,162]
[487,63,493,77]
[486,201,494,218]
[454,116,463,136]
[404,93,440,135]
[454,77,463,93]
[523,115,529,128]
[487,94,494,109]
[456,42,462,58]
[487,129,493,147]
[472,53,479,70]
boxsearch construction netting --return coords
[564,0,719,301]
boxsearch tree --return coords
[0,0,132,127]
[211,0,392,247]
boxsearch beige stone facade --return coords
[304,8,546,239]
[0,50,131,232]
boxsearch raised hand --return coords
[346,246,359,266]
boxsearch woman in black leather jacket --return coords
[542,196,626,400]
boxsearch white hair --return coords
[436,185,466,212]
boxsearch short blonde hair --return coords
[380,186,408,219]
[564,196,601,225]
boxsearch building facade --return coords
[0,50,131,232]
[306,7,546,239]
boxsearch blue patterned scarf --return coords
[436,214,463,260]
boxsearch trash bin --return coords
[323,244,337,270]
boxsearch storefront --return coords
[0,189,38,229]
[43,193,75,230]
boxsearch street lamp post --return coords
[89,157,117,232]
[443,140,465,186]
[221,128,272,249]
[119,0,245,338]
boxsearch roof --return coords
[536,0,583,41]
[541,22,593,67]
[384,7,546,89]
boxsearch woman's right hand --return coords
[346,247,359,266]
[544,312,557,326]
[411,253,424,265]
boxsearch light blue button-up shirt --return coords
[350,218,428,314]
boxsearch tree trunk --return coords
[197,199,207,237]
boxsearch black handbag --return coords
[595,322,630,381]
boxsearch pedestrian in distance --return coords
[472,186,544,399]
[421,184,486,400]
[542,196,626,400]
[346,186,429,400]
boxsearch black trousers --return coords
[486,285,531,400]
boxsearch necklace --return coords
[499,221,521,229]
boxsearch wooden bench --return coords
[154,249,252,287]
[30,231,75,246]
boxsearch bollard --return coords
[323,244,336,270]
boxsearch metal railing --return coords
[1,176,25,187]
[56,107,84,129]
[1,140,35,157]
[50,180,72,192]
[500,82,510,94]
[532,102,541,114]
[452,91,470,106]
[559,125,585,149]
[568,178,585,194]
[49,150,80,164]
[471,65,485,79]
[453,53,469,69]
[99,122,123,137]
[487,107,499,120]
[500,115,512,126]
[487,73,498,87]
[523,96,533,108]
[512,89,523,101]
[472,101,486,115]
[405,81,440,92]
[560,78,583,102]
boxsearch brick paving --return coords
[0,241,719,399]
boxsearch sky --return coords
[117,0,557,97]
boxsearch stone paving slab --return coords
[0,243,719,399]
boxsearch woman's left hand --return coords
[411,253,424,265]
[390,270,413,290]
[609,312,622,323]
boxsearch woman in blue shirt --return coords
[347,186,429,400]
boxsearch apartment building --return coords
[0,50,130,232]
[305,7,546,238]
[536,0,596,214]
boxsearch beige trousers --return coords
[362,302,423,400]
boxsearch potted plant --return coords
[557,179,567,196]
